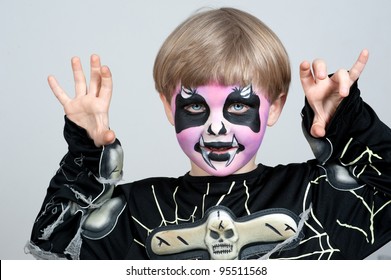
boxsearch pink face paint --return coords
[172,83,270,176]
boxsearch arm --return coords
[301,49,391,194]
[26,56,124,259]
[300,51,391,258]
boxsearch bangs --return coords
[179,36,261,94]
[154,8,291,103]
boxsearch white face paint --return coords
[171,83,270,176]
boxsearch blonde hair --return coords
[153,7,291,103]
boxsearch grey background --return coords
[1,0,390,259]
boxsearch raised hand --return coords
[48,55,115,147]
[300,49,369,138]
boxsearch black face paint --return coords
[175,90,210,134]
[194,135,245,169]
[223,87,261,132]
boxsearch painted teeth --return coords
[231,136,238,147]
[226,135,239,166]
[200,136,205,147]
[200,136,214,169]
[199,135,240,169]
[226,149,237,167]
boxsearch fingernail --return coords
[318,72,326,79]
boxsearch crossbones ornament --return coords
[147,206,301,260]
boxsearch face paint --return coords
[223,85,261,132]
[172,83,270,176]
[174,87,210,134]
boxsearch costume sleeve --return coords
[301,79,391,195]
[26,117,124,259]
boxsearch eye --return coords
[210,230,220,240]
[228,103,249,114]
[184,103,206,114]
[224,229,234,239]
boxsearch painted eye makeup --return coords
[227,103,250,115]
[223,87,261,132]
[174,91,210,133]
[184,103,207,114]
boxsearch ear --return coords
[267,93,287,127]
[159,93,175,126]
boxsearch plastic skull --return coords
[204,209,239,260]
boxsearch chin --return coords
[196,159,255,177]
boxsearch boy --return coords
[26,7,391,260]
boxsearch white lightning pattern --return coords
[336,137,390,244]
[280,138,390,259]
[340,137,383,177]
[131,180,250,248]
[336,189,391,244]
[277,175,341,260]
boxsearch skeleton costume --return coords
[27,81,391,260]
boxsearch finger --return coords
[312,59,328,81]
[89,54,102,96]
[331,69,350,97]
[299,60,315,92]
[349,49,369,82]
[48,75,70,106]
[71,57,87,97]
[98,65,113,101]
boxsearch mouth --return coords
[195,135,244,169]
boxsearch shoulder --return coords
[262,160,317,178]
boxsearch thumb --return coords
[94,129,116,147]
[310,117,326,138]
[103,130,116,145]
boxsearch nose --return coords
[207,122,227,136]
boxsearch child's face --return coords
[170,83,271,176]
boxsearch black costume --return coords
[27,81,391,259]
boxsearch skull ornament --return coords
[204,209,239,260]
[147,206,301,260]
